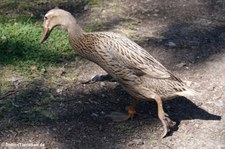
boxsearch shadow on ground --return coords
[0,78,221,148]
[0,0,89,18]
[138,23,225,69]
[125,0,225,69]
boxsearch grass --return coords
[0,17,75,68]
[0,16,78,94]
[0,0,100,70]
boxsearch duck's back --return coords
[69,31,194,99]
[72,32,171,76]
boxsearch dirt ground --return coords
[1,0,225,148]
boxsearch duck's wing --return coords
[106,33,179,80]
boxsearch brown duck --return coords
[40,8,197,138]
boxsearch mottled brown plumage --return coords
[40,8,197,138]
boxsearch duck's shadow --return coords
[134,95,221,136]
[166,97,221,121]
[163,97,221,135]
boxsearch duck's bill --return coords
[40,27,50,43]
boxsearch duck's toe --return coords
[160,114,176,138]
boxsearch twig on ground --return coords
[0,89,19,100]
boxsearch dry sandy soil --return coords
[0,0,225,148]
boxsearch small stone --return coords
[75,101,82,104]
[100,82,106,87]
[91,113,99,117]
[99,125,103,131]
[176,62,187,68]
[41,68,46,73]
[30,65,37,71]
[67,127,72,131]
[56,88,63,94]
[84,4,90,11]
[167,41,176,47]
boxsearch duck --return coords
[40,8,197,138]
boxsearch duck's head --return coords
[40,8,76,43]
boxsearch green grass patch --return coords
[0,17,78,94]
[0,18,76,69]
[81,0,102,5]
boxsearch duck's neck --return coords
[68,20,85,41]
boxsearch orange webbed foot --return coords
[106,98,138,122]
[127,107,137,120]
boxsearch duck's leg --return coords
[81,74,115,84]
[127,98,138,120]
[154,95,176,138]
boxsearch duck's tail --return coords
[175,84,201,99]
[176,88,198,96]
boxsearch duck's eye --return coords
[44,16,48,20]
